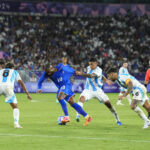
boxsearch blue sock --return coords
[59,99,69,116]
[71,103,87,117]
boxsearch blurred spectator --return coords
[0,13,150,73]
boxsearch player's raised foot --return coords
[14,124,23,129]
[117,121,122,126]
[143,121,150,129]
[116,101,124,105]
[61,116,70,124]
[76,115,80,122]
[84,116,92,126]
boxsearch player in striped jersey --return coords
[0,63,32,128]
[107,67,150,128]
[117,61,132,105]
[75,58,122,126]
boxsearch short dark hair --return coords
[0,59,5,65]
[106,67,117,74]
[89,58,97,62]
[5,63,14,69]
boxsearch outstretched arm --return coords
[18,80,32,100]
[37,72,47,93]
[76,71,98,78]
[102,75,113,85]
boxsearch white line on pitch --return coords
[0,133,150,143]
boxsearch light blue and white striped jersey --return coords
[117,74,144,90]
[0,69,21,87]
[119,67,129,75]
[85,66,103,91]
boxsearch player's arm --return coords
[76,71,98,78]
[144,69,150,87]
[18,80,32,100]
[37,72,47,93]
[102,75,114,85]
[119,79,133,99]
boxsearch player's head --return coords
[44,64,54,75]
[89,58,98,70]
[0,59,5,69]
[106,67,118,81]
[5,63,14,69]
[122,59,128,68]
[62,56,68,65]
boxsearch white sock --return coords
[118,93,123,102]
[134,107,149,123]
[76,102,83,116]
[126,94,132,104]
[109,106,120,122]
[13,108,20,125]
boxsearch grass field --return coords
[0,93,150,150]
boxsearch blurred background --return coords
[0,0,150,92]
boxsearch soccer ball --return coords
[57,116,66,125]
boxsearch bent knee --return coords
[79,96,86,103]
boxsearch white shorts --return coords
[80,89,109,103]
[0,85,17,104]
[132,86,149,106]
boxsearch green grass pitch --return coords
[0,93,150,150]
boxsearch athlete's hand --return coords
[106,79,113,85]
[118,95,125,100]
[27,94,32,100]
[76,71,82,76]
[37,89,42,93]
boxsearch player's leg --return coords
[96,90,122,125]
[131,99,150,128]
[68,96,92,126]
[76,90,93,122]
[117,92,124,105]
[57,91,69,118]
[5,87,22,128]
[143,99,150,119]
[9,102,22,128]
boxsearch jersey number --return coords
[3,70,9,77]
[57,77,62,82]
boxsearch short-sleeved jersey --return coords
[0,69,21,87]
[117,74,143,90]
[119,67,129,75]
[38,63,75,90]
[145,68,150,81]
[85,66,103,91]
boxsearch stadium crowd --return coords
[0,12,150,73]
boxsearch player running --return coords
[0,63,32,128]
[117,61,132,105]
[75,58,122,126]
[106,67,150,128]
[37,58,92,126]
[144,60,150,90]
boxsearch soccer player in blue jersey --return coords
[0,63,32,128]
[37,57,92,126]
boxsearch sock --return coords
[118,93,123,102]
[76,102,83,116]
[13,108,19,125]
[59,99,69,116]
[71,103,87,117]
[134,107,149,122]
[126,94,132,104]
[109,106,120,122]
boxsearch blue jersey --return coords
[38,63,75,101]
